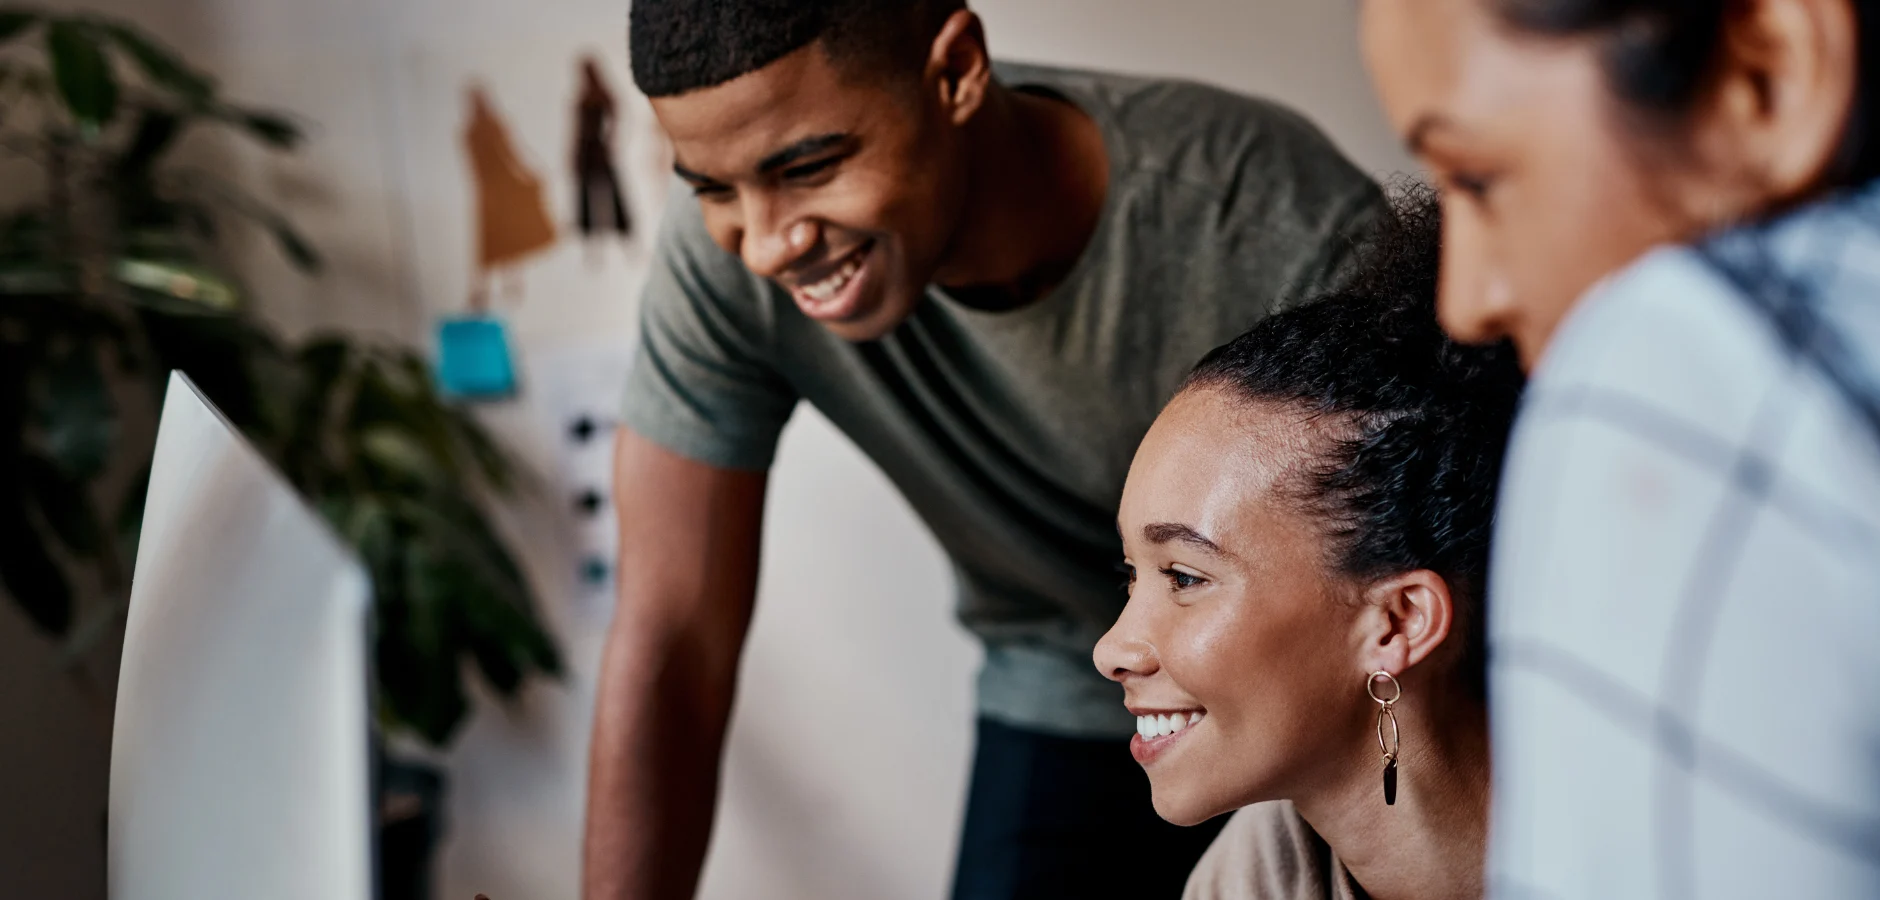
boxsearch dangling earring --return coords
[1368,670,1402,806]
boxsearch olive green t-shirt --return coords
[622,62,1383,737]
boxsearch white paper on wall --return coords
[521,337,635,624]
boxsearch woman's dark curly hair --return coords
[1181,184,1524,695]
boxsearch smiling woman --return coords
[1360,2,1880,896]
[1094,189,1524,900]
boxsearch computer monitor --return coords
[109,372,374,900]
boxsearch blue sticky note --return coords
[435,316,517,400]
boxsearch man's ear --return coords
[926,9,992,125]
[1702,0,1859,204]
[1354,569,1456,679]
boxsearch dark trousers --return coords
[951,718,1226,900]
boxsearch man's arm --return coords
[583,427,768,900]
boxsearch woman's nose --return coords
[1093,619,1158,683]
[1436,220,1516,346]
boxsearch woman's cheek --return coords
[1172,602,1256,704]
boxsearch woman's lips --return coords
[1129,709,1206,765]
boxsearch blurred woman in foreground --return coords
[1095,194,1523,900]
[1362,0,1880,895]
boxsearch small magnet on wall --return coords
[569,415,597,443]
[575,488,605,517]
[579,556,611,586]
[569,414,616,444]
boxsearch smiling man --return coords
[586,2,1384,898]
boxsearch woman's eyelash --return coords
[1115,561,1203,592]
[1160,567,1203,590]
[1448,171,1496,199]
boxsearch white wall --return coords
[0,2,1409,898]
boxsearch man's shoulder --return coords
[995,59,1300,131]
[652,179,733,271]
[997,60,1363,195]
[648,181,785,313]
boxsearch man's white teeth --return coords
[802,255,862,303]
[1136,710,1204,739]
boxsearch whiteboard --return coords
[110,372,373,900]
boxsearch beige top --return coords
[1183,801,1366,900]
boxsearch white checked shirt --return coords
[1486,185,1880,899]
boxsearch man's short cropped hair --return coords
[629,0,965,98]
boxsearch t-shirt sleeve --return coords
[620,185,799,471]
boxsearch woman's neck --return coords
[1294,693,1491,900]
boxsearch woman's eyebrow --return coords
[1141,522,1233,559]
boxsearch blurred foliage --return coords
[0,8,560,748]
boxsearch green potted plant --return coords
[0,9,562,897]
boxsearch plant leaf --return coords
[117,459,150,565]
[34,346,117,480]
[22,450,103,558]
[461,578,562,693]
[333,496,393,561]
[191,102,302,149]
[59,593,129,664]
[298,336,353,381]
[133,299,283,432]
[46,20,117,136]
[231,109,299,149]
[95,21,213,105]
[358,426,443,490]
[349,361,470,488]
[443,403,515,491]
[411,538,527,696]
[115,108,181,186]
[0,10,36,44]
[0,501,73,636]
[182,169,322,272]
[115,257,240,310]
[0,211,51,265]
[271,338,351,488]
[0,58,52,102]
[394,494,562,690]
[272,220,319,271]
[388,494,527,595]
[387,539,470,746]
[387,349,518,491]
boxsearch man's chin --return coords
[812,296,918,342]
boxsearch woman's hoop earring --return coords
[1368,670,1402,806]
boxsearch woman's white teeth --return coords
[1137,711,1203,739]
[802,256,861,302]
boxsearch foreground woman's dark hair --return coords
[1499,0,1880,185]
